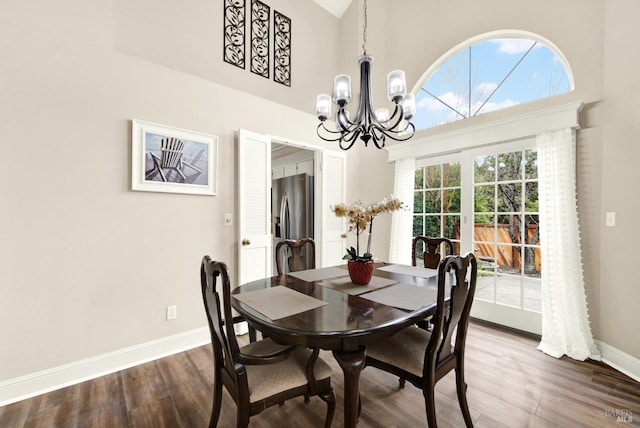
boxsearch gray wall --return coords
[1,0,638,386]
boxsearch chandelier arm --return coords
[339,129,361,150]
[369,128,386,149]
[317,123,354,142]
[370,122,416,142]
[376,104,405,132]
[337,107,358,132]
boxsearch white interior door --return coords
[320,150,347,267]
[237,129,272,285]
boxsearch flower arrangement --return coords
[331,196,404,262]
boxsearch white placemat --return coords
[318,275,397,295]
[287,266,347,282]
[377,264,438,279]
[360,283,438,311]
[233,286,328,320]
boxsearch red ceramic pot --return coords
[347,260,374,285]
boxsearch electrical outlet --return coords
[166,305,177,320]
[224,213,233,227]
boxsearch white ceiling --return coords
[311,0,353,18]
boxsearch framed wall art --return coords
[274,10,291,86]
[223,0,246,69]
[131,119,218,196]
[250,0,270,78]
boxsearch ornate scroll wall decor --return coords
[273,11,291,86]
[224,0,291,86]
[223,0,246,69]
[250,0,270,78]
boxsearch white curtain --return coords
[536,129,600,361]
[388,157,415,264]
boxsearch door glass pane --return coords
[424,215,441,237]
[475,155,496,183]
[443,215,461,240]
[496,274,522,308]
[444,162,461,187]
[413,215,424,237]
[475,185,495,212]
[474,215,495,242]
[525,182,538,212]
[497,151,522,181]
[497,182,522,212]
[415,167,424,189]
[425,165,441,188]
[525,215,540,246]
[414,190,425,213]
[525,149,538,179]
[424,190,442,212]
[443,188,461,212]
[497,244,521,274]
[497,214,523,244]
[523,276,542,311]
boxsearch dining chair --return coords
[412,235,455,269]
[200,256,336,428]
[364,253,478,428]
[275,237,316,275]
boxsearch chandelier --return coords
[315,0,416,150]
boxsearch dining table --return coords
[231,262,446,428]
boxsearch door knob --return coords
[242,239,251,246]
[341,233,347,239]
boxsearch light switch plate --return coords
[224,213,233,227]
[606,212,616,227]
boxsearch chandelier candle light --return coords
[315,0,416,150]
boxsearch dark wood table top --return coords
[231,263,440,352]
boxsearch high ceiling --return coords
[311,0,353,18]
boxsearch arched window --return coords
[412,32,573,130]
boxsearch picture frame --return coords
[131,119,218,196]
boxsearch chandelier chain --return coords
[362,0,368,55]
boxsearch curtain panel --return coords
[389,158,415,264]
[536,128,600,361]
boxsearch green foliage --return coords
[343,247,373,262]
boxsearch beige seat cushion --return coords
[246,349,333,403]
[366,325,431,377]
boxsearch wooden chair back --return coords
[428,253,477,379]
[200,257,244,388]
[200,255,336,427]
[275,238,316,275]
[364,253,477,427]
[412,235,454,269]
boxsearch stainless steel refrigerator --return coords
[272,173,314,272]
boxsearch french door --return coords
[414,138,542,334]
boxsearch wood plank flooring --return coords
[1,320,639,427]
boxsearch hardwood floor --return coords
[2,320,639,427]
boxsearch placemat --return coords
[360,283,438,311]
[233,286,328,320]
[377,264,438,279]
[287,266,346,282]
[318,275,397,295]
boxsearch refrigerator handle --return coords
[280,194,290,239]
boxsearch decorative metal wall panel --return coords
[250,0,270,78]
[273,11,291,86]
[223,0,246,69]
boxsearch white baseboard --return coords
[2,330,637,408]
[596,340,640,383]
[0,327,211,406]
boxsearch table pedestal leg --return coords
[333,348,366,428]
